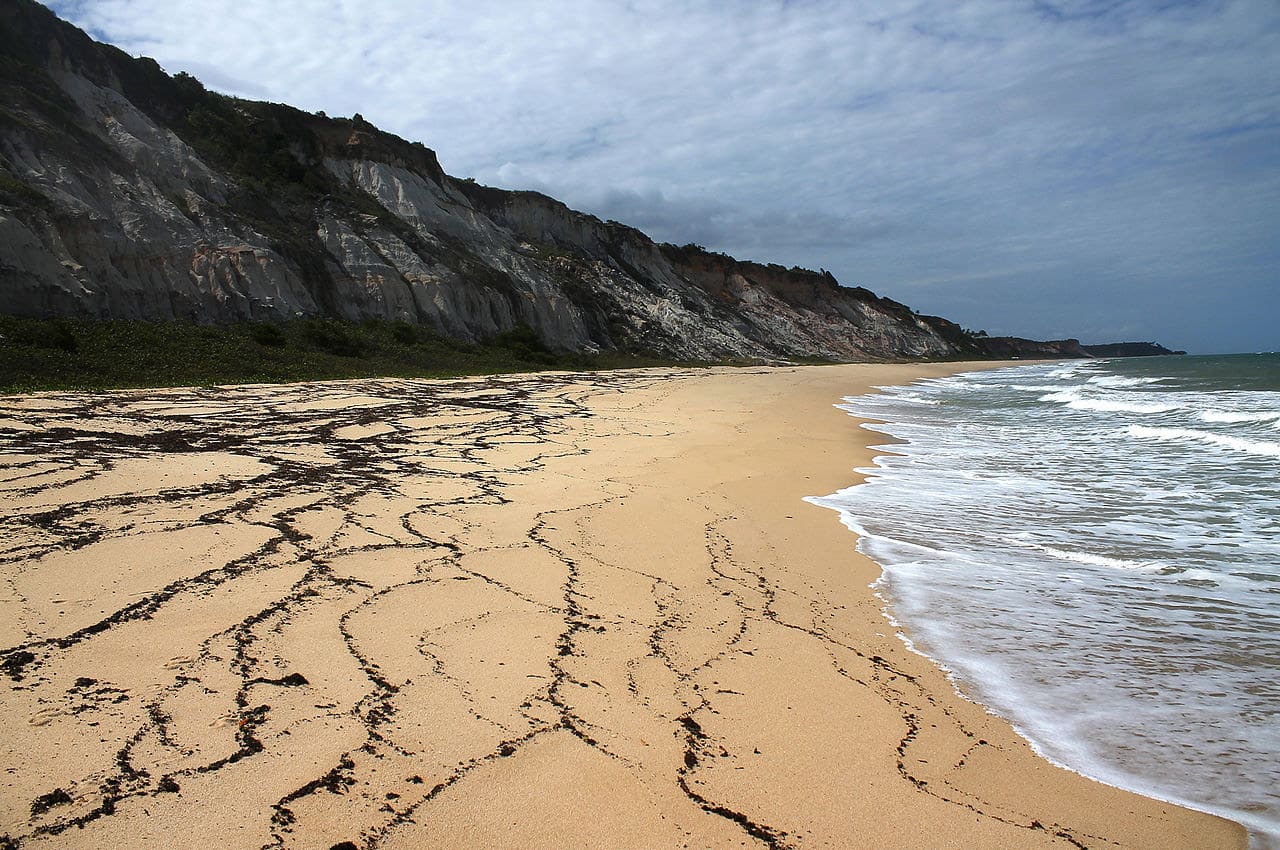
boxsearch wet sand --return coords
[0,364,1246,848]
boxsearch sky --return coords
[49,0,1280,353]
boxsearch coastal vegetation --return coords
[0,316,681,394]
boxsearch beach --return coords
[0,363,1247,849]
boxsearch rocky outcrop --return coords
[1081,342,1184,357]
[977,336,1090,359]
[0,1,1155,361]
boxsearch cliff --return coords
[1081,342,1184,358]
[978,336,1091,359]
[0,1,1149,362]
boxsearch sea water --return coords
[809,354,1280,847]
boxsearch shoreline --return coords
[0,363,1246,848]
[816,359,1275,847]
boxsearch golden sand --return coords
[0,364,1245,848]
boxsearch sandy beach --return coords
[0,363,1246,849]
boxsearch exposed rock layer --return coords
[0,1,1158,361]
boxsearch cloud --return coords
[48,0,1280,353]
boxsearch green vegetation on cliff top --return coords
[0,317,685,394]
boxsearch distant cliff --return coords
[1081,342,1185,358]
[0,0,1164,362]
[978,337,1090,358]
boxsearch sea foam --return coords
[813,354,1280,847]
[1088,375,1164,388]
[1127,424,1280,457]
[1038,545,1166,571]
[1199,409,1280,424]
[1040,389,1179,414]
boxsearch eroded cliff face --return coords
[0,0,997,361]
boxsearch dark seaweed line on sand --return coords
[1,373,663,847]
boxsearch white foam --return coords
[1012,383,1094,393]
[817,358,1280,848]
[1047,362,1098,378]
[1199,409,1280,424]
[1074,398,1179,414]
[891,393,940,405]
[1040,390,1178,414]
[919,377,986,392]
[1127,425,1280,458]
[1039,390,1081,402]
[1088,375,1164,388]
[1173,568,1229,587]
[1040,546,1165,571]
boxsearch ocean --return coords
[810,353,1280,848]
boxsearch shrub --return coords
[249,323,286,347]
[493,322,555,365]
[7,319,78,352]
[390,321,419,345]
[302,320,367,357]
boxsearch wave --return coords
[1039,360,1100,378]
[1039,545,1166,572]
[1011,383,1090,393]
[1199,410,1280,424]
[1088,375,1165,388]
[1040,390,1179,414]
[820,358,1280,847]
[886,392,940,405]
[919,376,986,391]
[1127,425,1280,458]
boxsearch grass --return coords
[0,316,686,395]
